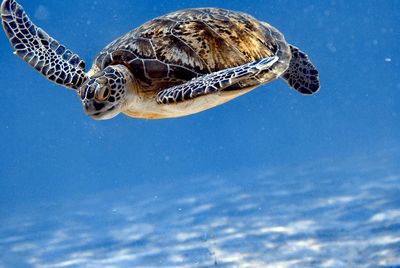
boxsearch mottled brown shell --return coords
[93,8,291,95]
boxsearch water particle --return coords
[385,58,392,62]
[34,5,49,21]
[327,43,337,53]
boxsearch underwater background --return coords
[0,0,399,267]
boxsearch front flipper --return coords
[157,56,279,104]
[1,0,88,89]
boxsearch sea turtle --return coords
[1,0,320,120]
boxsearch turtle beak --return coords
[81,97,120,120]
[85,105,120,120]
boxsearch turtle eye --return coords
[95,86,110,101]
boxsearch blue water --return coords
[0,0,399,267]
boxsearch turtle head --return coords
[79,65,132,120]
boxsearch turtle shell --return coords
[93,8,291,95]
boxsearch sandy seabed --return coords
[1,154,399,268]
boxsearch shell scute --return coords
[94,8,291,94]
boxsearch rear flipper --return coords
[282,45,320,95]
